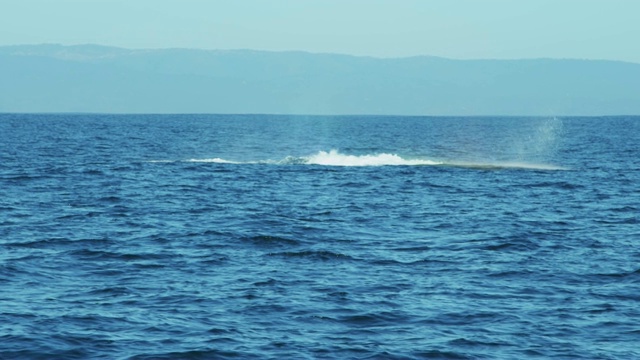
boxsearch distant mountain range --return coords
[2,44,639,115]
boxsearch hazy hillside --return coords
[1,44,639,115]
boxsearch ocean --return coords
[1,114,638,359]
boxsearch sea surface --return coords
[1,114,638,359]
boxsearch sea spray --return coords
[169,150,565,170]
[303,150,441,166]
[511,116,564,162]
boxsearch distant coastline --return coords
[2,44,639,116]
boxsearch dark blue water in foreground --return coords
[1,114,639,359]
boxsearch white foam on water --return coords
[304,150,441,167]
[185,158,240,164]
[151,149,566,170]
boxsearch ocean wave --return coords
[185,158,240,164]
[153,150,565,170]
[301,150,441,166]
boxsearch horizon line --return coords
[1,112,638,118]
[2,42,639,65]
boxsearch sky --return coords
[1,0,639,63]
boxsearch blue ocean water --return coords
[1,114,638,359]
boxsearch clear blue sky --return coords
[1,0,639,63]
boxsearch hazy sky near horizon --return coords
[1,0,639,63]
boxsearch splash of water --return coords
[303,150,440,166]
[160,149,565,170]
[512,116,564,162]
[186,158,239,164]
